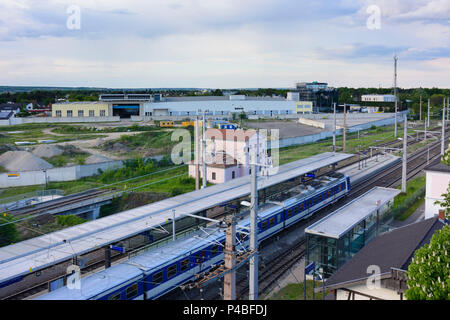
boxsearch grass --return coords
[266,280,328,300]
[278,124,411,165]
[396,197,425,221]
[43,146,90,167]
[392,175,426,221]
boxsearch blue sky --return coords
[0,0,449,88]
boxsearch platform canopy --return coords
[0,152,353,284]
[305,186,401,239]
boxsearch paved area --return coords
[248,120,324,138]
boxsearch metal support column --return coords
[333,102,336,153]
[249,161,258,300]
[224,215,237,300]
[202,110,207,189]
[394,55,398,138]
[402,116,407,193]
[441,98,446,156]
[105,246,111,269]
[195,116,200,190]
[343,103,347,153]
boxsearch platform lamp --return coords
[42,168,48,190]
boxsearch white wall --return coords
[425,170,450,219]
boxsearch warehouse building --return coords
[52,102,110,118]
[142,95,298,117]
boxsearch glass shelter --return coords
[305,187,401,278]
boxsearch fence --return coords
[0,116,121,126]
[268,112,407,149]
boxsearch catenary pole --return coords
[333,102,336,153]
[402,115,407,193]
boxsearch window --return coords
[55,110,62,117]
[294,206,298,214]
[180,259,190,272]
[232,171,235,179]
[300,203,304,211]
[211,245,219,256]
[286,209,292,218]
[100,110,106,117]
[89,110,94,117]
[261,221,267,230]
[323,192,327,200]
[328,190,332,197]
[167,265,177,279]
[212,172,216,180]
[126,284,138,299]
[152,271,163,285]
[78,110,84,117]
[338,185,342,191]
[108,292,121,300]
[67,110,73,117]
[269,217,275,226]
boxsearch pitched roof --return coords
[0,103,21,110]
[424,162,450,173]
[324,217,445,289]
[0,111,13,119]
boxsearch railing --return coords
[0,189,64,209]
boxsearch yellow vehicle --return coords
[181,121,202,127]
[160,121,174,127]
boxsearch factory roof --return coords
[0,152,352,285]
[305,187,401,239]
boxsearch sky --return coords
[0,0,449,89]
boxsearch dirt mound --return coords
[32,145,63,158]
[85,155,111,164]
[0,151,53,172]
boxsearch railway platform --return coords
[338,152,401,187]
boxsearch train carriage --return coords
[36,173,350,300]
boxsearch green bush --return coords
[0,213,18,247]
[56,214,86,226]
[169,187,183,197]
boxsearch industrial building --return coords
[52,102,110,118]
[361,94,396,102]
[142,95,298,118]
[288,81,338,112]
[305,186,401,278]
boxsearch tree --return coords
[405,225,449,300]
[0,213,19,247]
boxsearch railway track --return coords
[232,138,444,300]
[7,124,447,300]
[8,189,113,217]
[171,132,446,301]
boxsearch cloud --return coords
[0,0,448,88]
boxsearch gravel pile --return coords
[0,151,53,172]
[32,145,63,158]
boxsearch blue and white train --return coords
[36,173,350,300]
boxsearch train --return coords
[36,172,350,300]
[160,121,175,127]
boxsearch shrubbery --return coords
[96,156,174,184]
[56,214,86,226]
